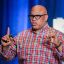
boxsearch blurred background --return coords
[0,0,64,64]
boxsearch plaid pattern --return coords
[0,23,64,64]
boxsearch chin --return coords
[32,26,38,30]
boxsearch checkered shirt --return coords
[0,23,64,64]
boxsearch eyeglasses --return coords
[29,14,47,20]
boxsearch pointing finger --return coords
[7,27,10,35]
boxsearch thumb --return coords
[7,27,10,35]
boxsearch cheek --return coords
[38,21,44,26]
[37,20,46,28]
[36,22,43,28]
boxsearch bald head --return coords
[31,5,47,15]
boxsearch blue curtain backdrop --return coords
[0,0,64,64]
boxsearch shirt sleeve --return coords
[55,31,64,61]
[0,32,24,60]
[0,39,17,60]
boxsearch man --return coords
[0,5,64,64]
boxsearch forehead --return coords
[31,5,47,15]
[31,10,44,15]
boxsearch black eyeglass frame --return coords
[28,14,47,20]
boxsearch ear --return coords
[44,14,48,22]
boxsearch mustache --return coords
[31,21,37,25]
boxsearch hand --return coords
[1,27,14,46]
[44,28,60,47]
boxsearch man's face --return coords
[29,5,48,30]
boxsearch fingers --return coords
[6,27,13,38]
[1,27,14,46]
[2,27,10,41]
[7,27,10,35]
[43,28,60,48]
[44,28,56,45]
[1,27,10,43]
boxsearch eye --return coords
[28,14,47,20]
[35,15,41,20]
